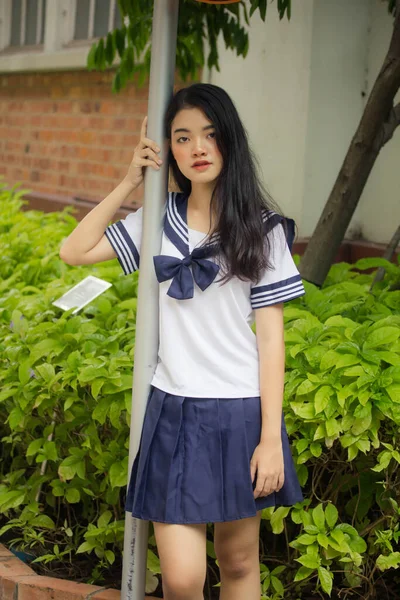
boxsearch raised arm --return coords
[59,116,162,267]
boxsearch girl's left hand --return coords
[250,440,285,499]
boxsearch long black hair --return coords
[165,83,285,283]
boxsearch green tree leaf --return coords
[318,566,333,595]
[325,503,338,529]
[312,504,326,531]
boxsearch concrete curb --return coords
[0,544,160,600]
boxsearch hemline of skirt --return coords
[128,499,304,525]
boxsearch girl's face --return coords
[170,107,223,185]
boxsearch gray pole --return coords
[121,1,179,599]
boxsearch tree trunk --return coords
[299,1,400,287]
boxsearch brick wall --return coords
[0,70,150,209]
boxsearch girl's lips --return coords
[192,163,211,171]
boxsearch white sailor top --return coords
[105,192,306,398]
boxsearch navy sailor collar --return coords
[164,192,220,256]
[163,191,294,254]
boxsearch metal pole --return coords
[121,2,179,599]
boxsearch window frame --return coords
[0,0,120,73]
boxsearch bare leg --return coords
[214,511,262,600]
[153,521,207,600]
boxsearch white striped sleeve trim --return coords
[105,221,140,275]
[251,274,305,308]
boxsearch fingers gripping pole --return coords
[121,2,179,599]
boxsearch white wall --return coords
[353,0,400,244]
[302,0,371,238]
[206,0,399,244]
[206,1,315,227]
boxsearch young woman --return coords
[60,83,305,600]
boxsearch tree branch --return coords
[373,102,400,150]
[370,223,400,289]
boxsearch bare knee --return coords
[163,571,205,600]
[217,550,256,580]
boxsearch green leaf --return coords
[318,566,333,595]
[386,384,400,403]
[115,28,126,58]
[271,575,284,595]
[92,397,110,424]
[351,414,372,435]
[105,32,116,64]
[296,533,317,545]
[147,549,162,574]
[312,504,325,531]
[0,387,19,403]
[296,438,309,455]
[296,554,320,569]
[294,565,314,581]
[258,0,267,21]
[330,529,350,552]
[65,488,80,504]
[325,503,338,529]
[109,458,128,488]
[314,386,332,414]
[310,442,322,458]
[325,418,340,438]
[30,515,56,529]
[18,359,32,386]
[36,362,55,383]
[7,406,24,430]
[270,506,291,534]
[348,444,359,461]
[320,350,340,371]
[0,490,26,511]
[98,510,112,529]
[296,379,319,395]
[27,438,43,457]
[87,42,97,70]
[354,257,395,270]
[43,441,58,462]
[376,552,400,571]
[76,541,95,554]
[317,533,329,548]
[105,549,115,565]
[304,524,320,535]
[364,326,399,350]
[334,354,360,369]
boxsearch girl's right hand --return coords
[125,116,163,189]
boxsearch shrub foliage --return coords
[1,180,400,598]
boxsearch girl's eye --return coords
[177,136,189,143]
[208,132,216,139]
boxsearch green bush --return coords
[1,179,400,598]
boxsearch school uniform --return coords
[105,191,306,524]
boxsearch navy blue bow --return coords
[153,246,220,300]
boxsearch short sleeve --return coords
[250,221,305,309]
[104,207,143,275]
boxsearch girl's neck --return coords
[187,181,217,232]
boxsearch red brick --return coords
[0,574,18,600]
[0,545,14,559]
[18,576,100,600]
[79,100,101,114]
[0,69,165,204]
[0,556,34,577]
[54,101,73,113]
[90,590,121,600]
[30,101,54,113]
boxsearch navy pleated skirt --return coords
[126,386,303,524]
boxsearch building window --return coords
[9,0,46,49]
[0,0,123,69]
[72,0,122,43]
